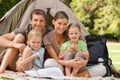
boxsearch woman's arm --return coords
[74,50,89,68]
[47,48,59,60]
[58,50,89,68]
[82,50,89,66]
[58,52,65,59]
[58,59,83,69]
[46,47,76,67]
[47,47,87,69]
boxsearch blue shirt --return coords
[32,47,45,68]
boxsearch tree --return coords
[60,0,72,8]
[0,0,20,18]
[70,0,120,39]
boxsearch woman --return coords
[43,11,106,77]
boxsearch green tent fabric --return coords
[0,0,89,53]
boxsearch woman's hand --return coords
[65,57,86,69]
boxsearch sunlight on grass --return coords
[109,52,120,71]
[107,41,120,71]
[107,41,120,50]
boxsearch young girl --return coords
[16,30,45,72]
[59,23,89,76]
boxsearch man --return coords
[0,9,52,73]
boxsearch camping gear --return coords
[85,35,108,64]
[107,58,120,77]
[85,35,120,76]
[0,0,89,53]
[85,35,110,76]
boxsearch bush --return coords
[104,33,120,42]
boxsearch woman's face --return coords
[52,18,68,34]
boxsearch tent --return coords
[0,0,89,52]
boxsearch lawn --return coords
[107,41,120,71]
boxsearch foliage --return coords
[0,0,20,18]
[70,0,120,39]
[60,0,72,7]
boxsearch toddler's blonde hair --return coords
[28,30,42,41]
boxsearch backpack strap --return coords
[108,58,120,75]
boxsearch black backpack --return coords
[85,35,111,76]
[85,35,109,64]
[85,35,120,76]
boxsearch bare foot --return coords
[0,67,5,73]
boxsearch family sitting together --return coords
[0,9,106,77]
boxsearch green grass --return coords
[109,52,120,71]
[107,41,120,50]
[107,41,120,71]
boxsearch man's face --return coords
[30,14,46,31]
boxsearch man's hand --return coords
[13,43,26,53]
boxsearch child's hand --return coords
[16,58,25,72]
[25,46,32,51]
[67,44,79,52]
[72,44,80,52]
[16,60,30,72]
[23,46,32,55]
[67,45,73,52]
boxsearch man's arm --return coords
[0,32,15,47]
